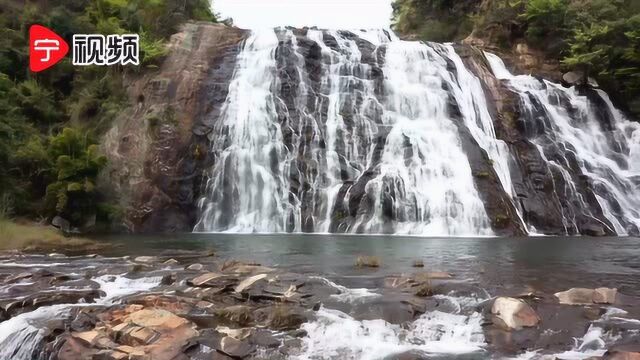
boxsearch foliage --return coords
[521,0,569,46]
[0,0,217,229]
[392,0,481,41]
[391,0,640,118]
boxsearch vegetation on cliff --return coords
[392,0,640,118]
[0,0,216,231]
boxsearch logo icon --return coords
[29,25,69,72]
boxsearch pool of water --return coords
[98,234,640,296]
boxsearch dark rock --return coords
[51,216,71,233]
[249,330,281,348]
[267,306,309,331]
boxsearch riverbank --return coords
[0,220,108,253]
[0,238,639,359]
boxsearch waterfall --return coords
[193,30,296,232]
[355,40,491,235]
[195,28,506,235]
[194,28,639,236]
[485,52,640,235]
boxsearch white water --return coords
[194,28,639,236]
[194,30,295,232]
[353,40,492,235]
[312,276,380,303]
[0,275,161,359]
[296,296,485,359]
[195,29,499,236]
[485,52,640,235]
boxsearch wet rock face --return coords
[101,23,248,232]
[459,46,628,236]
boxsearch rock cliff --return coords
[101,22,247,232]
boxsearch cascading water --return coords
[194,27,638,236]
[193,30,295,232]
[485,52,640,235]
[194,28,530,236]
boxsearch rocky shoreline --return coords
[0,250,639,359]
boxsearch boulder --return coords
[555,288,617,305]
[562,71,599,88]
[52,216,71,233]
[218,336,253,358]
[562,71,585,86]
[491,297,540,330]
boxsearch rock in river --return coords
[491,296,540,330]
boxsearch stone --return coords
[233,265,274,275]
[163,259,179,265]
[127,326,158,345]
[95,350,128,360]
[491,297,540,330]
[250,330,280,348]
[563,71,585,86]
[115,345,146,357]
[604,345,640,359]
[554,288,618,305]
[215,305,253,326]
[218,336,253,358]
[216,326,253,340]
[72,330,101,346]
[355,256,381,268]
[583,307,606,321]
[268,306,308,331]
[413,272,453,280]
[127,309,190,329]
[160,273,176,285]
[594,287,617,304]
[555,288,595,305]
[235,273,268,293]
[48,252,66,258]
[186,263,204,271]
[134,256,158,263]
[52,216,71,233]
[189,272,225,287]
[70,311,98,332]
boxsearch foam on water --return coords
[312,276,380,303]
[295,306,485,359]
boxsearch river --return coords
[1,235,639,359]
